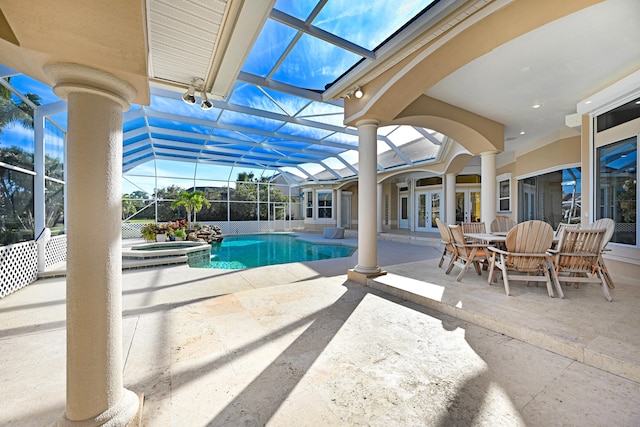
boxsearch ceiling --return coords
[427,0,640,159]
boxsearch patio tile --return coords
[2,234,639,425]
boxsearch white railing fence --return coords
[122,222,147,239]
[45,235,67,268]
[0,241,38,298]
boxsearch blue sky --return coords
[245,0,436,90]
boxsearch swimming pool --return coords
[194,233,356,270]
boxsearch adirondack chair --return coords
[462,222,486,234]
[490,216,516,233]
[585,218,616,289]
[487,220,561,297]
[448,224,488,281]
[462,222,486,243]
[549,228,612,301]
[435,218,456,271]
[551,222,580,250]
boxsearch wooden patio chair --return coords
[435,218,456,271]
[487,220,562,297]
[448,224,488,281]
[490,216,516,233]
[462,222,486,243]
[462,222,486,234]
[548,228,611,301]
[551,222,580,250]
[585,218,615,289]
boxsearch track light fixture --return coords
[342,86,364,100]
[182,83,196,104]
[201,90,213,110]
[182,78,214,110]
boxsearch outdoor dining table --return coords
[465,232,559,245]
[464,232,507,244]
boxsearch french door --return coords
[455,189,481,223]
[416,191,441,232]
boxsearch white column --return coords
[336,189,342,228]
[354,120,381,275]
[445,173,456,225]
[45,63,139,426]
[377,183,383,233]
[409,178,415,231]
[481,151,498,227]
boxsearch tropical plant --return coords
[140,223,157,242]
[171,190,210,228]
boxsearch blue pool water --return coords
[194,234,356,270]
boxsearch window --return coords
[596,96,640,132]
[596,137,637,245]
[497,174,511,212]
[305,191,313,218]
[317,191,333,219]
[517,167,581,229]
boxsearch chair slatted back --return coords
[504,220,554,272]
[449,225,472,258]
[462,222,486,235]
[436,218,455,252]
[554,222,579,238]
[490,216,516,233]
[555,228,606,274]
[587,218,615,251]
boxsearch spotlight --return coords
[201,90,213,110]
[354,86,363,99]
[182,84,196,104]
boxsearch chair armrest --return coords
[487,246,507,254]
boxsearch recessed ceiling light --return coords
[635,100,640,105]
[520,131,526,135]
[532,104,541,109]
[585,100,592,105]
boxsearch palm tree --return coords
[0,77,42,132]
[171,190,210,228]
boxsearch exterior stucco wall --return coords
[515,136,581,178]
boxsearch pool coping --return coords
[123,240,211,259]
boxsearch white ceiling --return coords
[427,0,640,158]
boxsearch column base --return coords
[348,268,387,285]
[57,388,141,427]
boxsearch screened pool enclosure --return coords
[2,0,452,246]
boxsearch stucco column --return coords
[480,151,498,227]
[377,183,383,233]
[353,120,381,275]
[445,173,456,225]
[336,189,342,228]
[45,63,139,426]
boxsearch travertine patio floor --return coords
[1,234,639,426]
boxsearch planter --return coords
[156,233,167,242]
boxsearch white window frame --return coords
[305,190,313,219]
[316,190,333,220]
[497,173,511,213]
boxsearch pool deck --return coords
[2,232,640,425]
